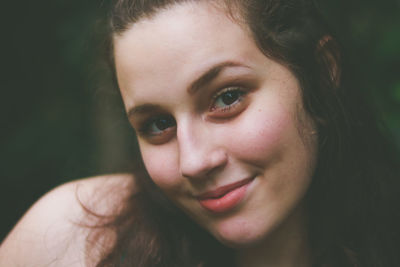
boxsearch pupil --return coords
[222,91,238,105]
[155,117,173,130]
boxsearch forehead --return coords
[113,1,266,107]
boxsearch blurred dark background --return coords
[1,0,399,241]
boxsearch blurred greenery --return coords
[1,0,399,241]
[319,0,400,144]
[0,1,138,240]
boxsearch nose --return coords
[177,121,227,179]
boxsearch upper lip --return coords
[197,177,254,200]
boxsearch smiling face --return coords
[114,2,317,248]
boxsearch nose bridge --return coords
[177,118,227,179]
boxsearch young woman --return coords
[1,0,399,266]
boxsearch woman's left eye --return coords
[210,87,246,112]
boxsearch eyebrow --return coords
[128,103,160,119]
[187,61,248,94]
[127,61,249,118]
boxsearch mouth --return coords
[197,176,255,213]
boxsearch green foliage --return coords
[319,0,400,144]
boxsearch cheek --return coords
[226,104,294,164]
[140,144,181,190]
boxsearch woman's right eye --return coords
[138,115,176,142]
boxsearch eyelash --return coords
[137,115,176,137]
[209,86,246,114]
[137,86,248,141]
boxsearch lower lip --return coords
[198,180,253,213]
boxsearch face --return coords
[114,2,317,248]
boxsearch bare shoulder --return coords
[0,174,135,267]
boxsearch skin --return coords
[0,2,318,267]
[114,2,317,267]
[0,174,133,267]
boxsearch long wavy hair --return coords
[87,0,400,266]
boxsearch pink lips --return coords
[197,177,254,213]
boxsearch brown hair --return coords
[88,0,400,266]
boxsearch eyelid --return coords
[211,85,244,101]
[207,86,250,118]
[135,114,176,143]
[139,126,176,145]
[131,80,255,143]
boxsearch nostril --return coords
[177,122,228,179]
[180,158,209,179]
[180,149,228,179]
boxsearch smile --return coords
[197,177,255,213]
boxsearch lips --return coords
[197,177,254,213]
[197,177,254,199]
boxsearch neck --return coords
[235,205,311,267]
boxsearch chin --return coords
[215,230,269,249]
[208,201,307,250]
[209,216,277,249]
